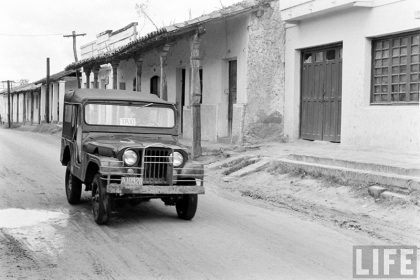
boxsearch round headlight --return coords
[123,149,138,166]
[171,151,184,167]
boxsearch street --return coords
[0,129,378,280]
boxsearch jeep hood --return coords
[82,133,182,158]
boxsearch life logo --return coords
[353,246,417,278]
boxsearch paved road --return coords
[0,128,376,280]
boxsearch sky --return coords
[0,0,241,87]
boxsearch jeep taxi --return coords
[60,89,204,224]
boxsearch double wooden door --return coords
[300,45,342,142]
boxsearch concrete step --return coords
[207,155,253,170]
[228,158,271,178]
[273,158,420,192]
[287,154,420,177]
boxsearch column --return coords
[16,94,19,123]
[111,61,119,90]
[135,56,143,92]
[52,82,59,122]
[50,84,54,121]
[40,85,46,122]
[23,92,26,123]
[160,44,171,100]
[58,80,66,123]
[190,33,202,158]
[92,66,100,89]
[30,91,34,124]
[84,67,91,89]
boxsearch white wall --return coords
[110,14,250,142]
[284,0,420,152]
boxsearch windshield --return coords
[84,103,175,128]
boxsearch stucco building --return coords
[0,70,78,125]
[281,0,420,153]
[66,0,285,144]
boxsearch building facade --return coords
[70,0,285,144]
[0,70,78,125]
[281,0,420,153]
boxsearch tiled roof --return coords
[65,0,268,71]
[0,83,41,95]
[34,69,77,85]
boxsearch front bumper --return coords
[107,183,205,195]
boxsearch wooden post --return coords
[135,57,143,92]
[190,33,202,158]
[111,61,119,90]
[84,68,91,88]
[92,66,100,89]
[160,44,171,100]
[45,57,50,123]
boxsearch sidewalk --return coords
[189,138,420,193]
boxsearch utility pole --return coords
[64,31,86,88]
[45,58,50,123]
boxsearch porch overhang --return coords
[280,0,374,24]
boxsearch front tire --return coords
[65,163,82,205]
[91,173,111,225]
[176,195,198,220]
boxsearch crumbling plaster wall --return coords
[242,0,285,144]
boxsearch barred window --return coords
[372,31,420,104]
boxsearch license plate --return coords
[121,177,143,187]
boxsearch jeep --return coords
[60,89,204,225]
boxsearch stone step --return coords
[274,158,420,192]
[287,154,420,177]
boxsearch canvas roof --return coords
[65,88,174,105]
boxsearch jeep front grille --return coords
[142,147,172,185]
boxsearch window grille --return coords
[372,31,420,104]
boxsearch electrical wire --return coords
[0,33,62,37]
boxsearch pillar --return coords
[84,68,91,89]
[16,94,19,123]
[135,57,143,92]
[160,44,171,101]
[23,92,26,123]
[111,61,119,90]
[190,33,202,158]
[30,91,34,124]
[58,81,66,123]
[52,82,59,122]
[92,66,100,89]
[40,85,46,122]
[50,84,54,121]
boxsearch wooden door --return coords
[228,60,237,136]
[301,45,342,142]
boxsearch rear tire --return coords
[176,195,198,220]
[91,173,111,225]
[65,163,82,205]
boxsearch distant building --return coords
[0,70,78,125]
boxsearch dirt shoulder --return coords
[202,153,420,245]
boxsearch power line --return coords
[0,33,63,37]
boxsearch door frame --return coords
[299,42,343,142]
